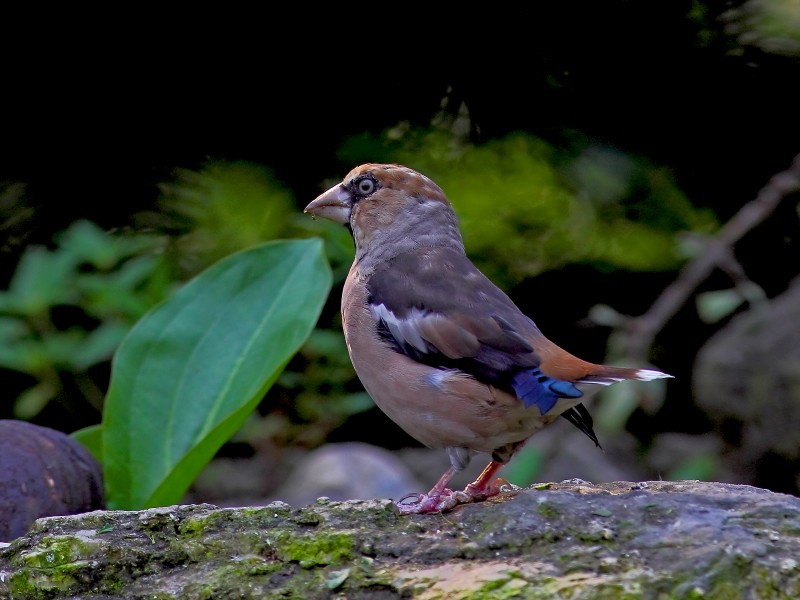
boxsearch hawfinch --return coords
[305,163,671,514]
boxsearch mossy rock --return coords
[1,481,799,599]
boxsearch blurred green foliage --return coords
[501,445,546,487]
[144,158,357,283]
[271,328,374,448]
[145,161,298,277]
[0,160,355,442]
[139,159,367,450]
[0,220,172,418]
[338,127,718,287]
[666,452,721,482]
[722,0,800,57]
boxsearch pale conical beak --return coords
[304,182,352,225]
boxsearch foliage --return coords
[721,0,800,57]
[501,445,545,487]
[145,157,358,286]
[145,160,299,277]
[666,452,721,481]
[268,328,374,448]
[89,238,331,509]
[338,126,718,287]
[291,214,355,285]
[141,158,365,449]
[0,161,359,512]
[1,163,342,510]
[0,220,172,418]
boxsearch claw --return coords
[464,478,500,501]
[397,492,425,506]
[495,478,521,493]
[395,488,474,515]
[464,477,520,502]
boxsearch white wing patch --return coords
[370,303,483,359]
[371,303,430,355]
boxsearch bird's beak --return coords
[304,183,353,225]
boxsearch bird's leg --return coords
[395,466,471,514]
[462,440,526,501]
[463,460,510,501]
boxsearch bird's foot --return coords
[395,479,520,515]
[464,477,519,501]
[395,488,472,515]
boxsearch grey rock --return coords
[1,480,799,598]
[267,441,422,507]
[694,278,800,462]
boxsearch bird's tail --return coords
[581,365,673,387]
[561,364,672,449]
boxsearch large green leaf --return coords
[102,238,331,509]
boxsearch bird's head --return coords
[304,163,465,264]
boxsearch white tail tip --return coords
[634,369,673,381]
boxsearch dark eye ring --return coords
[355,177,375,195]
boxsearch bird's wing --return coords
[365,248,591,416]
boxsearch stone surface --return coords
[0,420,104,542]
[693,278,800,462]
[1,480,799,598]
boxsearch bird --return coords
[304,163,672,514]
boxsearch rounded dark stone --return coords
[0,420,104,541]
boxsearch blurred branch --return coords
[616,153,800,362]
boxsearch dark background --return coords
[5,4,797,235]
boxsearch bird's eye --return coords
[355,177,375,196]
